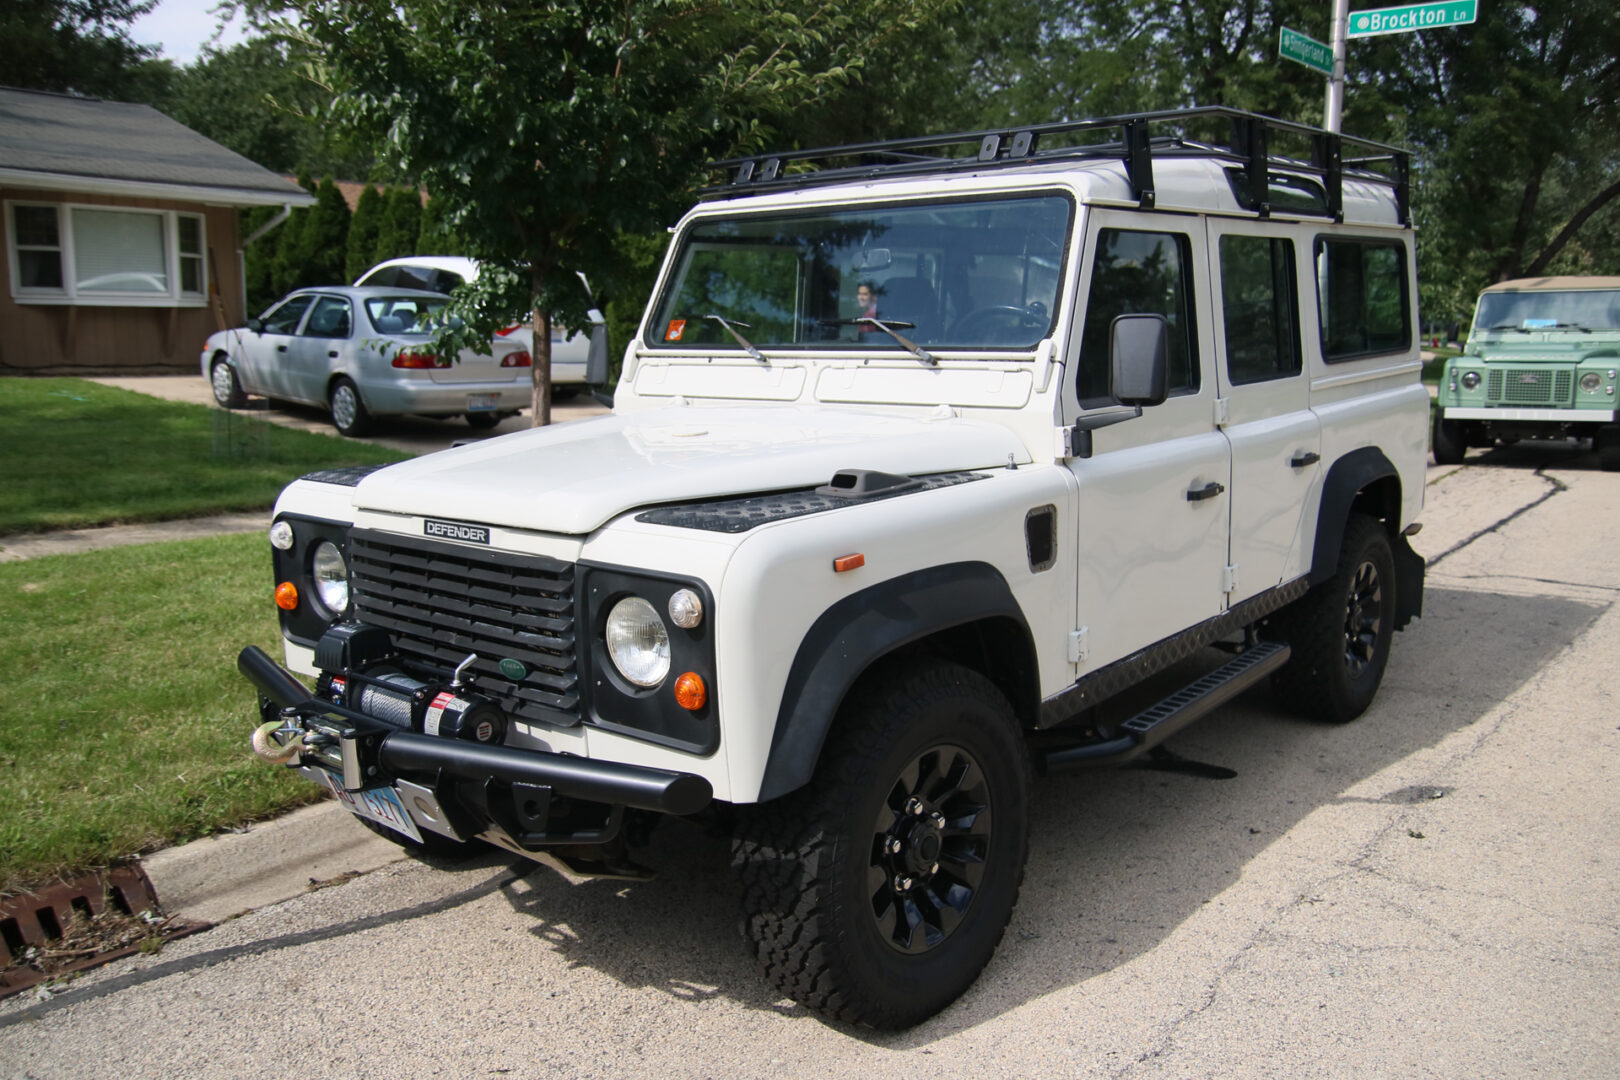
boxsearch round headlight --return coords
[606,596,670,687]
[1460,370,1481,389]
[1580,372,1602,393]
[668,588,704,629]
[269,520,295,551]
[310,540,350,615]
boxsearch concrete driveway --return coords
[2,441,1615,1079]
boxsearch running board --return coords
[1039,641,1290,773]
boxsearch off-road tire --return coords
[329,377,374,437]
[1431,413,1465,465]
[733,659,1030,1029]
[210,356,247,408]
[1271,513,1396,723]
[1598,426,1620,473]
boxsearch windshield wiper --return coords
[828,317,937,366]
[1483,324,1532,333]
[703,314,769,364]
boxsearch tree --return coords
[345,184,383,282]
[286,0,951,425]
[1,0,172,100]
[415,195,463,256]
[300,176,352,287]
[374,187,423,265]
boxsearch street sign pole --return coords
[1325,0,1350,132]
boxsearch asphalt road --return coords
[3,439,1616,1079]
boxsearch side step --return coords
[1039,640,1290,773]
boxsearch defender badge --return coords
[498,658,528,680]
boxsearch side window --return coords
[302,295,352,338]
[359,267,397,288]
[1315,237,1410,361]
[1078,228,1198,404]
[1219,235,1300,384]
[261,295,314,335]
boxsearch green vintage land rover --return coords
[1432,276,1620,469]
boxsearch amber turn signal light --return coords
[275,581,299,611]
[833,553,866,573]
[673,672,707,711]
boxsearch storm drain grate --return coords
[0,864,209,1000]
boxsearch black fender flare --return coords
[757,561,1034,802]
[1311,446,1423,628]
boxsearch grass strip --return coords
[0,378,406,534]
[0,533,321,895]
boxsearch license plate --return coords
[323,773,423,843]
[466,393,500,412]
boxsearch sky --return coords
[129,0,252,66]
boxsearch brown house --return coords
[1,85,315,375]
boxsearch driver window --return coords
[1076,229,1198,406]
[261,295,314,335]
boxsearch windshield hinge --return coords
[1068,627,1089,664]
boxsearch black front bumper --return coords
[239,646,713,847]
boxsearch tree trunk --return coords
[530,271,552,427]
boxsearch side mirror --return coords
[245,317,264,334]
[1110,314,1169,407]
[585,323,610,386]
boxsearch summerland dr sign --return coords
[1279,27,1334,76]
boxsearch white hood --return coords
[351,405,1027,534]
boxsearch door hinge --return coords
[1068,627,1089,663]
[1213,397,1230,427]
[1222,564,1240,594]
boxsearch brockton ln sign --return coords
[1346,0,1477,38]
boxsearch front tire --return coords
[210,356,247,408]
[1598,426,1620,472]
[1431,413,1465,465]
[329,377,374,437]
[734,659,1030,1028]
[1271,514,1397,723]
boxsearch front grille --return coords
[1487,367,1573,406]
[348,529,580,726]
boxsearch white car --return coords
[354,256,604,388]
[238,108,1429,1028]
[201,285,533,435]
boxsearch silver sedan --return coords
[200,286,534,436]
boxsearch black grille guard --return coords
[237,646,712,817]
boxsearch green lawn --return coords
[0,378,407,534]
[0,534,321,894]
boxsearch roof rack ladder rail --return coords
[1123,119,1156,210]
[1313,132,1345,224]
[1391,150,1411,226]
[1231,116,1271,217]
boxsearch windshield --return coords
[1474,289,1620,332]
[364,296,456,335]
[650,193,1072,352]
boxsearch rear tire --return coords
[1271,514,1397,724]
[1431,413,1465,465]
[210,356,247,408]
[733,659,1030,1028]
[329,377,374,437]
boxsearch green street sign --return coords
[1279,27,1334,76]
[1346,0,1477,38]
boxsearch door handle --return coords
[276,344,288,352]
[1186,481,1225,502]
[1290,451,1321,468]
[328,350,339,358]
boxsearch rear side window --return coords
[1315,237,1410,361]
[358,267,398,287]
[1219,235,1300,384]
[1078,228,1199,404]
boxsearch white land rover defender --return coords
[239,107,1428,1028]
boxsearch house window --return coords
[6,201,208,306]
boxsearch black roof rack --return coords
[703,106,1410,225]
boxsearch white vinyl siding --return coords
[6,201,207,306]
